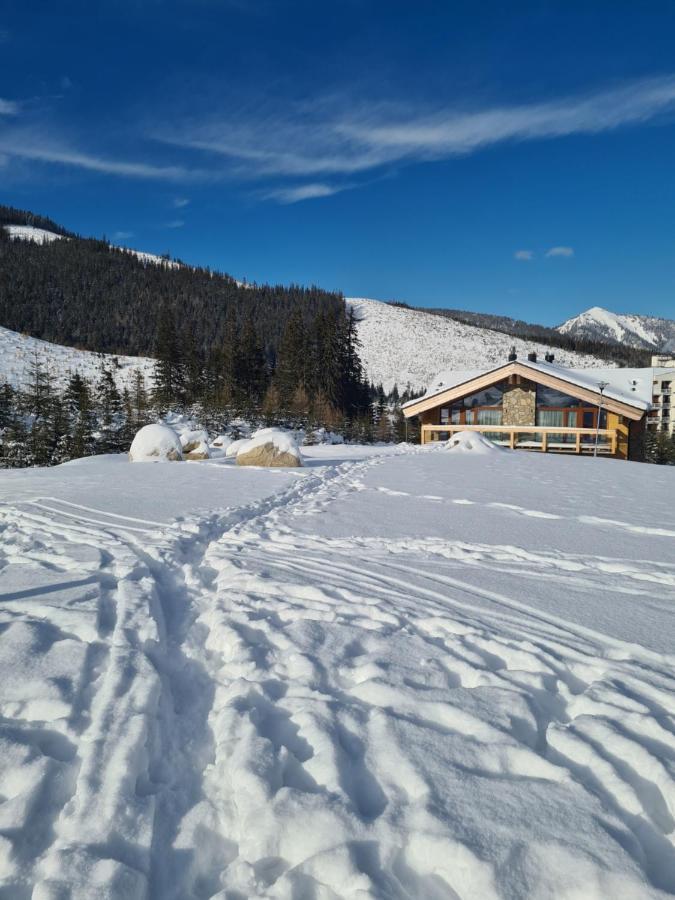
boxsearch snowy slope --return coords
[558,305,675,351]
[0,445,674,898]
[4,223,180,269]
[4,224,64,244]
[348,297,611,392]
[0,324,155,390]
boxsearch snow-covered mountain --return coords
[347,297,610,393]
[558,305,675,351]
[0,324,154,390]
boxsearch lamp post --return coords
[593,381,610,457]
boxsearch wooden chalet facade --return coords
[402,357,650,460]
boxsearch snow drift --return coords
[445,431,503,454]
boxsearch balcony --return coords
[421,424,618,455]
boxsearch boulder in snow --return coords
[211,434,233,450]
[225,438,251,458]
[184,440,211,461]
[129,424,183,462]
[180,429,210,454]
[445,431,502,455]
[236,429,303,468]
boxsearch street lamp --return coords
[593,381,610,457]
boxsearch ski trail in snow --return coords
[159,457,675,898]
[1,448,674,898]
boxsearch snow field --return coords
[0,324,155,392]
[0,445,673,897]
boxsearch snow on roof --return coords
[403,358,660,411]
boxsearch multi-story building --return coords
[649,355,675,436]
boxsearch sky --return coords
[2,1,675,325]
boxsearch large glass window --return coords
[536,386,584,407]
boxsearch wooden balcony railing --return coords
[421,424,618,455]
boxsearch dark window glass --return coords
[536,386,585,407]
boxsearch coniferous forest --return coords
[0,206,415,467]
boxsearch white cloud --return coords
[113,230,134,240]
[166,219,184,228]
[0,132,207,181]
[0,98,19,116]
[514,249,534,261]
[158,75,675,184]
[172,197,190,208]
[546,246,574,257]
[262,182,344,203]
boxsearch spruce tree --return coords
[152,305,184,409]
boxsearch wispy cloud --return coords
[166,218,184,228]
[153,75,675,202]
[0,130,210,181]
[172,197,190,208]
[0,98,19,116]
[113,230,134,240]
[514,249,534,261]
[546,246,574,257]
[261,182,345,203]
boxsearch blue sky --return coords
[2,1,675,325]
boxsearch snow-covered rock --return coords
[225,438,251,458]
[184,441,211,461]
[211,434,233,450]
[129,424,183,462]
[179,429,210,453]
[236,428,303,467]
[445,431,503,454]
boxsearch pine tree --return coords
[152,305,184,409]
[275,307,308,405]
[131,370,149,432]
[237,313,267,407]
[96,366,123,453]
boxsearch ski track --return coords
[0,453,674,898]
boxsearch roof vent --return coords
[527,351,537,362]
[544,352,555,363]
[508,346,517,362]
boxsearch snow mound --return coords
[236,428,303,467]
[446,431,503,454]
[211,434,233,450]
[129,424,183,462]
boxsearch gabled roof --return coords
[402,359,651,421]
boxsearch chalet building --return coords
[402,351,675,459]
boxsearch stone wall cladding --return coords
[503,380,536,426]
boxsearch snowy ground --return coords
[0,444,674,899]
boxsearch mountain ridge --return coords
[558,305,675,351]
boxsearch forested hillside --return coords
[0,206,374,466]
[0,209,343,360]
